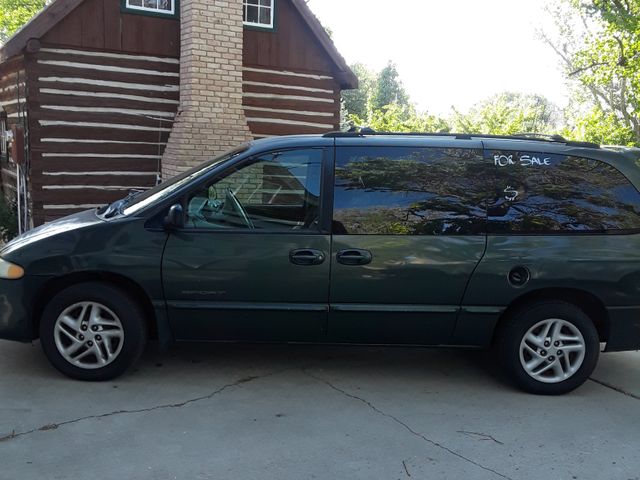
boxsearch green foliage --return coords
[543,0,640,145]
[562,106,638,146]
[342,61,414,125]
[342,63,376,120]
[370,61,411,114]
[351,104,450,133]
[452,92,561,136]
[0,196,17,242]
[0,0,46,43]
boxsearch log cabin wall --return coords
[242,0,342,138]
[26,0,179,224]
[0,56,29,228]
[2,0,354,226]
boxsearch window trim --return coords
[243,0,277,31]
[121,0,179,18]
[177,146,329,235]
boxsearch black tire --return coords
[40,281,147,381]
[496,301,600,395]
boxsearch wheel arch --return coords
[32,271,161,342]
[495,287,609,343]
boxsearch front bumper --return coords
[0,276,50,342]
[605,306,640,352]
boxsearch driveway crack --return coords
[0,372,274,443]
[457,430,504,445]
[304,370,513,480]
[589,377,640,400]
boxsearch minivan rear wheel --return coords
[497,301,599,395]
[40,282,147,381]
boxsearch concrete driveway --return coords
[0,340,638,480]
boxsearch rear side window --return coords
[489,151,640,233]
[333,146,490,235]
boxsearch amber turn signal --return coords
[0,258,24,279]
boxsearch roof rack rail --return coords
[322,128,601,149]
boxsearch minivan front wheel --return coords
[40,282,147,381]
[497,301,600,395]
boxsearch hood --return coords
[1,209,104,257]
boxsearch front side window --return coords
[125,0,176,16]
[333,147,490,235]
[186,149,322,231]
[243,0,274,29]
[489,151,640,233]
[122,146,247,216]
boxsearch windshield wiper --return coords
[99,189,144,219]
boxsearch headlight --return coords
[0,258,24,279]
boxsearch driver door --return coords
[162,147,330,342]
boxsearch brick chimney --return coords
[162,0,252,179]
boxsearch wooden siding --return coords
[242,66,340,138]
[244,0,336,73]
[27,46,179,224]
[41,0,179,57]
[0,56,27,201]
[243,0,342,138]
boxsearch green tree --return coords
[370,61,411,113]
[342,63,376,120]
[0,0,47,43]
[541,0,640,145]
[342,62,447,132]
[342,61,412,123]
[452,92,561,135]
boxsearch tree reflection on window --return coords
[333,147,490,235]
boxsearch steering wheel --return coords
[225,188,254,229]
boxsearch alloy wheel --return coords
[519,318,586,384]
[53,301,124,369]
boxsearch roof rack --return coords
[323,128,601,149]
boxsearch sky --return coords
[307,0,570,116]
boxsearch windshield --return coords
[120,145,249,216]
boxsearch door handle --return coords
[290,249,326,266]
[336,249,372,266]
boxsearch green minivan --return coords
[2,131,640,394]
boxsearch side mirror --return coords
[164,203,184,230]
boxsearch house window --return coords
[124,0,176,16]
[243,0,275,29]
